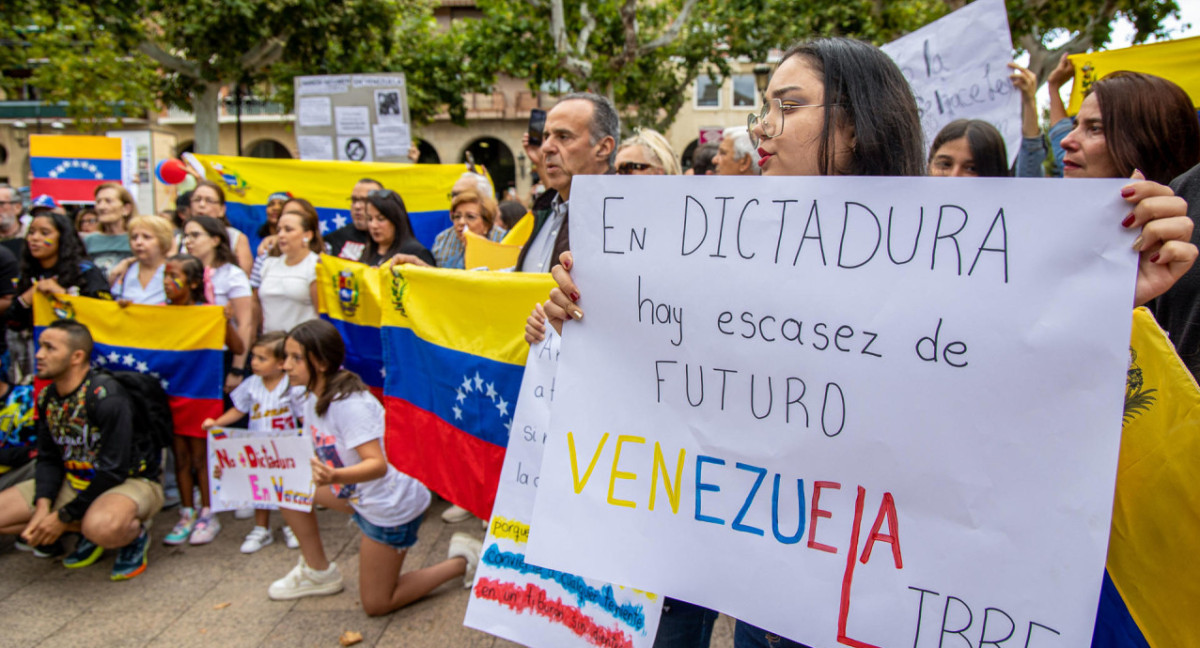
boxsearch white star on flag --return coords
[136,361,149,372]
[456,388,466,403]
[496,397,509,417]
[123,353,136,366]
[461,375,474,393]
[319,221,329,234]
[504,420,512,432]
[380,367,387,378]
[332,214,348,229]
[108,351,120,363]
[474,372,484,391]
[160,380,170,390]
[485,383,497,401]
[452,405,463,420]
[150,371,160,379]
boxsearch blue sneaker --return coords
[64,537,104,569]
[111,525,150,581]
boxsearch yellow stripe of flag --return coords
[29,135,123,160]
[382,265,554,365]
[33,293,225,351]
[1067,35,1200,115]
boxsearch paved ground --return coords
[0,498,735,648]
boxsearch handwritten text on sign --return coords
[525,175,1135,647]
[208,428,315,513]
[466,331,663,648]
[881,0,1023,165]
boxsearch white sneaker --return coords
[282,526,300,549]
[268,558,343,600]
[447,532,483,588]
[441,504,474,523]
[234,507,255,520]
[240,526,273,554]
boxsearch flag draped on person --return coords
[1093,307,1200,646]
[32,294,225,434]
[380,266,554,518]
[1067,35,1200,115]
[191,155,469,252]
[315,254,386,393]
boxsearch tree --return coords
[999,0,1183,86]
[463,0,949,132]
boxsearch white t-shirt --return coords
[117,261,166,305]
[230,374,297,433]
[258,252,318,333]
[210,263,252,306]
[302,390,430,527]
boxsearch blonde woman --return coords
[615,128,682,176]
[111,215,174,305]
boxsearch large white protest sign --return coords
[526,174,1136,647]
[882,0,1023,165]
[208,428,315,513]
[465,330,664,648]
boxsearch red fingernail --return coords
[1150,253,1161,263]
[1121,186,1135,198]
[563,258,572,270]
[570,291,580,302]
[1121,213,1136,228]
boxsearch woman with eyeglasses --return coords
[188,181,255,277]
[362,189,435,268]
[74,208,100,235]
[615,129,682,176]
[529,37,1197,648]
[430,189,506,270]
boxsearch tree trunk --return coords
[193,82,222,154]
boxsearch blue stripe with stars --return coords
[222,201,450,258]
[89,342,223,400]
[383,326,522,447]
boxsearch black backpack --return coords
[85,369,175,456]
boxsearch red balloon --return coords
[156,158,188,185]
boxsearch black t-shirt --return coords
[0,245,18,355]
[324,224,371,262]
[1148,162,1200,380]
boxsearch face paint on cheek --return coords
[168,276,187,292]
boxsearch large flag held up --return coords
[191,155,468,253]
[32,294,226,435]
[1094,308,1200,647]
[1067,35,1200,115]
[315,255,387,393]
[381,266,554,519]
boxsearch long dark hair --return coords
[18,212,90,294]
[929,119,1010,178]
[365,189,419,264]
[288,319,369,417]
[185,215,236,267]
[166,253,208,304]
[1091,71,1200,185]
[779,38,925,177]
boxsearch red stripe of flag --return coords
[384,397,505,519]
[31,178,110,203]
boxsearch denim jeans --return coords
[653,598,719,648]
[733,620,813,648]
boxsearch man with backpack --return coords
[0,319,163,580]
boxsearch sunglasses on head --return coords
[368,189,399,201]
[617,162,655,175]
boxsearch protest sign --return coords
[208,428,315,513]
[881,0,1022,165]
[465,330,664,648]
[526,174,1136,646]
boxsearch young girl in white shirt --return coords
[268,319,482,616]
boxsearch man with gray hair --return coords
[516,92,619,273]
[713,126,761,176]
[0,184,26,245]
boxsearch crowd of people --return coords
[0,34,1196,646]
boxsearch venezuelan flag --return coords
[192,155,467,253]
[1067,36,1200,116]
[29,135,124,204]
[315,254,386,392]
[381,266,554,518]
[33,293,226,436]
[1092,308,1200,646]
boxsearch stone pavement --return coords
[0,498,735,648]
